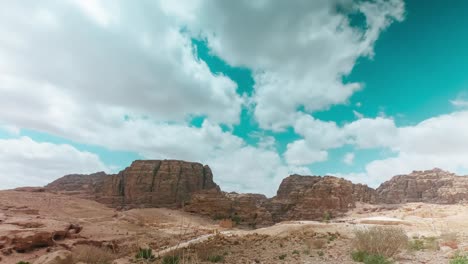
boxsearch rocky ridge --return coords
[45,161,468,226]
[376,168,468,204]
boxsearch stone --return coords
[376,168,468,204]
[267,175,376,222]
[32,250,73,264]
[47,160,220,209]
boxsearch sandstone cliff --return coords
[376,168,468,204]
[266,175,377,222]
[46,160,220,209]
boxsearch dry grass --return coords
[72,245,115,264]
[352,226,408,257]
[440,232,459,249]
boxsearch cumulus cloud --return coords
[0,137,108,189]
[327,111,468,187]
[0,1,243,126]
[0,0,405,194]
[170,0,405,130]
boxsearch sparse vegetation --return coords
[408,236,439,251]
[450,253,468,264]
[135,248,156,262]
[323,211,332,222]
[206,254,224,263]
[162,255,180,264]
[441,232,459,249]
[352,226,408,258]
[72,245,114,264]
[16,262,30,264]
[292,249,300,255]
[317,251,324,257]
[351,251,393,264]
[278,254,287,260]
[408,239,425,251]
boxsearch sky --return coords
[1,0,468,196]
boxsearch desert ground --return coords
[0,190,467,264]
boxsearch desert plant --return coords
[72,245,114,264]
[317,251,324,257]
[351,251,393,264]
[450,253,468,264]
[362,254,393,264]
[408,239,425,251]
[230,215,242,225]
[292,250,300,255]
[206,254,224,263]
[278,254,287,260]
[323,211,332,222]
[351,251,368,262]
[352,226,408,258]
[162,255,180,264]
[135,248,156,261]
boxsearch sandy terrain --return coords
[1,191,467,264]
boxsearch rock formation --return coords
[266,175,377,222]
[47,160,220,209]
[376,168,468,204]
[46,160,468,225]
[184,190,274,227]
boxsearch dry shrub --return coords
[440,232,459,249]
[72,245,114,264]
[306,238,327,249]
[353,226,408,257]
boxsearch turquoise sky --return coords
[1,0,468,194]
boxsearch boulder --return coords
[33,250,72,264]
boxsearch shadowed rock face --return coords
[376,168,468,204]
[47,160,220,209]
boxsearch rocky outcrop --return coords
[47,160,220,209]
[33,250,72,264]
[267,175,377,222]
[376,168,468,204]
[184,190,273,227]
[185,174,376,224]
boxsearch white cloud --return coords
[451,100,468,108]
[284,140,328,166]
[170,0,405,130]
[328,111,468,187]
[0,137,108,190]
[0,1,243,126]
[353,110,364,119]
[0,0,405,195]
[343,152,355,165]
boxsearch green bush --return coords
[351,251,393,264]
[207,254,224,263]
[363,254,393,264]
[323,211,332,222]
[162,255,180,264]
[135,248,155,261]
[351,251,367,262]
[408,239,425,251]
[450,254,468,264]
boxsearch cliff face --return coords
[266,175,377,222]
[376,168,468,204]
[46,160,220,209]
[46,160,468,226]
